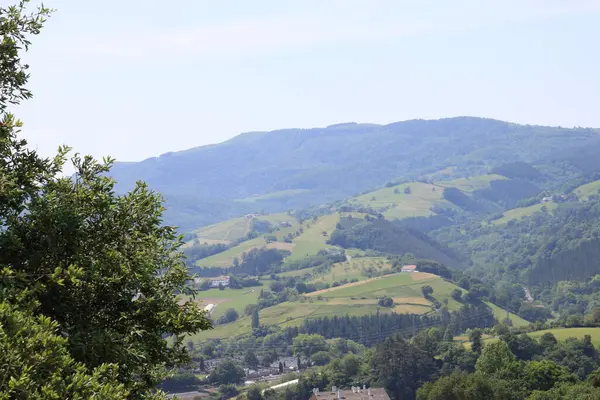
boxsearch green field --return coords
[285,214,340,261]
[461,327,600,349]
[195,214,338,267]
[189,213,299,246]
[310,257,392,284]
[574,180,600,200]
[236,189,312,203]
[183,287,261,320]
[307,272,464,311]
[190,217,250,244]
[528,327,600,347]
[493,202,558,225]
[437,174,507,193]
[189,272,523,343]
[350,182,452,219]
[279,256,393,284]
[484,301,530,328]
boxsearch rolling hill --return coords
[108,117,600,230]
[188,271,516,342]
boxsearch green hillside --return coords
[189,213,298,245]
[189,272,490,342]
[528,327,600,347]
[574,179,600,200]
[349,182,451,219]
[493,201,558,225]
[195,214,339,267]
[437,174,507,193]
[110,118,600,229]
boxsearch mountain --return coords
[109,117,600,230]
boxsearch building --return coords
[209,275,230,288]
[310,387,389,400]
[401,265,417,273]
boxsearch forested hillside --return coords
[109,119,600,229]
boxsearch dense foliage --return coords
[0,3,211,398]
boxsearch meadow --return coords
[574,179,600,200]
[493,202,558,225]
[350,182,451,219]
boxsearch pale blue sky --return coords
[17,0,600,165]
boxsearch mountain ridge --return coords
[109,116,600,230]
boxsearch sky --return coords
[15,0,600,166]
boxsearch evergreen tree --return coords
[470,329,483,355]
[252,309,260,329]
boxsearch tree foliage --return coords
[0,2,211,397]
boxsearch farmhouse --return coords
[401,265,417,273]
[209,275,230,288]
[310,387,389,400]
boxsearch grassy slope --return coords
[528,327,600,347]
[286,214,340,261]
[484,301,530,327]
[574,180,600,200]
[350,182,450,219]
[461,327,600,349]
[190,272,471,342]
[182,287,261,320]
[195,214,338,267]
[437,174,507,193]
[349,174,505,220]
[236,189,312,203]
[493,202,558,225]
[190,213,298,245]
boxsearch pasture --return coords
[574,179,600,200]
[493,202,557,225]
[350,182,451,219]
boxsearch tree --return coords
[0,2,211,398]
[218,384,239,399]
[475,341,518,377]
[245,303,259,316]
[451,289,463,302]
[293,334,328,357]
[244,350,260,370]
[470,329,483,355]
[538,332,558,349]
[422,285,434,298]
[311,351,332,366]
[279,362,284,374]
[252,309,260,329]
[417,371,515,400]
[225,308,239,323]
[247,385,264,400]
[210,359,245,385]
[523,360,576,392]
[404,186,412,194]
[373,335,438,400]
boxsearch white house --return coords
[209,275,230,288]
[401,265,417,273]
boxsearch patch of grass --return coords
[182,287,261,320]
[493,202,557,225]
[286,214,340,261]
[484,301,530,327]
[574,180,600,200]
[306,272,464,312]
[191,217,250,244]
[528,327,600,347]
[437,174,507,193]
[236,189,312,203]
[188,273,521,342]
[350,182,451,219]
[308,257,392,285]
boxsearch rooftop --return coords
[311,387,389,400]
